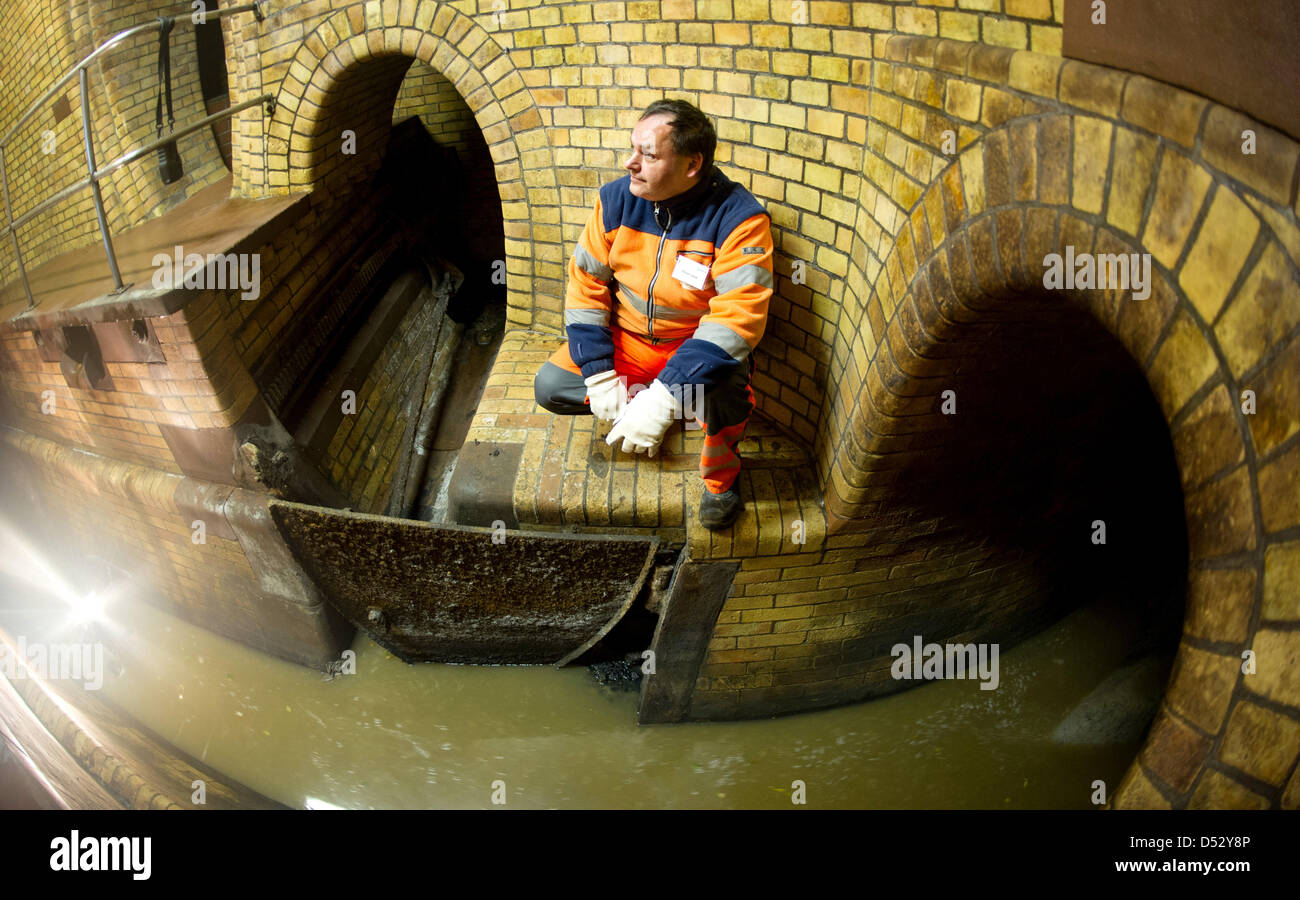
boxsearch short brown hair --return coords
[639,99,716,173]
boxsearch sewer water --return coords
[0,586,1167,810]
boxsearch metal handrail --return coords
[0,1,270,312]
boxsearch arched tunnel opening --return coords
[268,56,509,523]
[871,287,1189,745]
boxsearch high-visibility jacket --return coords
[564,167,774,389]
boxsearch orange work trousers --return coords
[541,329,754,494]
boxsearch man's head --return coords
[625,99,716,202]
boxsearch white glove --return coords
[606,380,680,457]
[584,370,628,421]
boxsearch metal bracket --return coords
[108,281,134,296]
[264,96,276,117]
[253,0,268,22]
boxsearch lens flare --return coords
[66,589,106,626]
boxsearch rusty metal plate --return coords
[270,501,657,665]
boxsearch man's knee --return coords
[534,361,589,415]
[699,360,754,431]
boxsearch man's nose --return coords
[625,152,639,170]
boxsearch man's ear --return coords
[685,153,705,179]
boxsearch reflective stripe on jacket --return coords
[564,167,774,388]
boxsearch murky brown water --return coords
[0,583,1161,809]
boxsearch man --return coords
[534,99,774,531]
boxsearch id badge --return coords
[672,254,711,290]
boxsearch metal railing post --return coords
[79,67,125,293]
[0,146,35,309]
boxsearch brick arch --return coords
[255,1,556,324]
[823,110,1299,809]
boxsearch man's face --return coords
[625,113,704,202]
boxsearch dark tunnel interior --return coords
[881,292,1189,662]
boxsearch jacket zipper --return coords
[647,203,671,339]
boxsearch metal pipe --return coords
[79,68,123,292]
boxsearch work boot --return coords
[699,486,743,530]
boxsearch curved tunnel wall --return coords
[815,48,1300,808]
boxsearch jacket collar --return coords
[656,165,723,217]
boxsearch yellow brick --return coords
[831,29,871,58]
[755,75,789,100]
[1009,50,1063,98]
[939,11,980,41]
[982,16,1028,49]
[945,80,981,122]
[627,2,661,21]
[771,102,806,129]
[1148,312,1220,420]
[1263,541,1300,621]
[715,22,751,44]
[810,55,849,82]
[1006,0,1053,20]
[1122,75,1207,149]
[718,71,752,94]
[896,7,938,35]
[1030,24,1062,56]
[1215,242,1300,377]
[811,1,853,26]
[807,108,844,137]
[855,3,893,30]
[791,79,828,106]
[772,51,810,76]
[804,161,841,191]
[1105,128,1158,237]
[753,124,784,150]
[960,143,986,215]
[791,26,832,52]
[1203,106,1300,207]
[769,154,803,180]
[753,24,791,47]
[1142,151,1214,270]
[1178,187,1261,322]
[1071,117,1112,215]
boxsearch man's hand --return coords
[606,380,679,457]
[584,370,628,422]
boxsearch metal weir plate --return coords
[270,501,658,665]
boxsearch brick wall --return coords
[395,60,480,156]
[0,287,259,476]
[230,2,1076,448]
[393,61,505,266]
[319,282,441,513]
